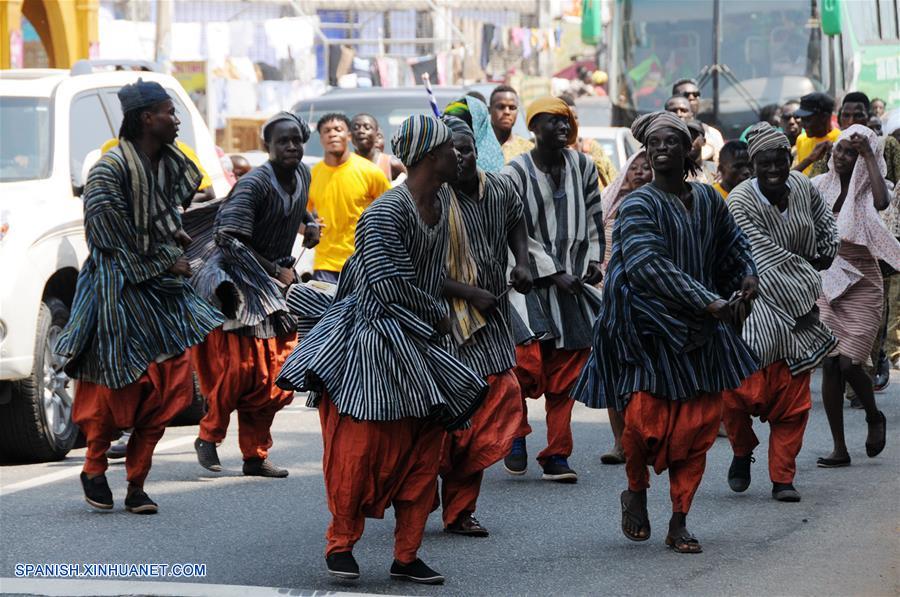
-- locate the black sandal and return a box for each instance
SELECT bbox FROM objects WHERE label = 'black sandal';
[816,455,851,468]
[865,410,887,458]
[620,490,651,542]
[665,530,703,554]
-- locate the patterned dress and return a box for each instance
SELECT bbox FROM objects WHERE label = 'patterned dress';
[276,184,487,430]
[575,182,759,410]
[726,173,839,373]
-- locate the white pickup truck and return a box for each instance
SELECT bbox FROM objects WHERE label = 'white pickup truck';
[0,62,229,462]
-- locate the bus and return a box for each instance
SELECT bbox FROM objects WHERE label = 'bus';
[607,0,900,137]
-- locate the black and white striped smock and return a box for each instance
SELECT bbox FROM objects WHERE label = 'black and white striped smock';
[192,162,310,339]
[727,173,839,374]
[502,149,604,349]
[276,184,488,431]
[574,183,759,410]
[443,171,524,377]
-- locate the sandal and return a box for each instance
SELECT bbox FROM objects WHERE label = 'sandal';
[601,448,626,465]
[865,410,886,458]
[665,530,703,554]
[620,490,651,542]
[816,455,851,468]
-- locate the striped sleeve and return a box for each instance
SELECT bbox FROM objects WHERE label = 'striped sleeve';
[810,184,840,259]
[501,160,564,278]
[214,174,264,241]
[618,194,720,312]
[709,185,757,293]
[581,153,605,264]
[83,158,182,284]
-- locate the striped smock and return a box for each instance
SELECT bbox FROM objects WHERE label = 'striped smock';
[726,173,839,374]
[574,182,759,410]
[276,184,487,430]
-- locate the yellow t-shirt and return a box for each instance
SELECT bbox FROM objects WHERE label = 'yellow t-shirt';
[100,138,213,190]
[309,153,391,272]
[713,182,728,199]
[794,128,840,176]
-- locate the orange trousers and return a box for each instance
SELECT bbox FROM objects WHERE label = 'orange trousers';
[73,352,193,487]
[721,361,811,484]
[192,328,296,461]
[513,342,589,463]
[439,370,523,526]
[319,394,444,563]
[622,391,722,514]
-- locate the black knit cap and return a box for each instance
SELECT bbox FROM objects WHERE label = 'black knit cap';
[117,78,171,113]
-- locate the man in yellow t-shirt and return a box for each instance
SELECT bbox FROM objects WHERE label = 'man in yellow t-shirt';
[309,113,391,283]
[714,140,752,199]
[101,137,215,203]
[792,92,839,176]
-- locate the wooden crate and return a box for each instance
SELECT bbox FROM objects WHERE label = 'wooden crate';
[222,116,267,153]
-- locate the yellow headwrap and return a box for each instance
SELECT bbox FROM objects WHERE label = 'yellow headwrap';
[525,96,578,146]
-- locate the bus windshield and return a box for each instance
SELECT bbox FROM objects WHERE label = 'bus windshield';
[613,0,825,131]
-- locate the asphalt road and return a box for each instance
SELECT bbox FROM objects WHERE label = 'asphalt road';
[1,370,898,596]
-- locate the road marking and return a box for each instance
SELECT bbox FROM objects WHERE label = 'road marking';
[0,435,196,497]
[0,578,368,597]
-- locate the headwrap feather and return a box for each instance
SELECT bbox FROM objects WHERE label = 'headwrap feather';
[745,121,791,161]
[391,114,452,167]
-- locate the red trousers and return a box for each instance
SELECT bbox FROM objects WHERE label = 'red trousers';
[622,391,722,514]
[319,394,443,563]
[721,361,811,484]
[73,352,193,487]
[192,328,296,461]
[440,370,523,526]
[513,342,589,463]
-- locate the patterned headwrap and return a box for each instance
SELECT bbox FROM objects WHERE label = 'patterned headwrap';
[745,121,791,161]
[630,111,691,148]
[444,96,504,172]
[442,115,475,145]
[261,111,310,144]
[391,114,452,167]
[525,96,578,146]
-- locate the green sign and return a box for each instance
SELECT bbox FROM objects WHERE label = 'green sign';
[582,0,603,45]
[821,0,842,36]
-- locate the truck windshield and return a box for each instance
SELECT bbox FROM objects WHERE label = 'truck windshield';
[614,0,824,116]
[0,98,51,182]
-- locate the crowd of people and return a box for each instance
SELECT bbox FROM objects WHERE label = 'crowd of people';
[57,75,898,585]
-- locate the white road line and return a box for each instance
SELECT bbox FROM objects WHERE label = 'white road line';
[0,435,196,497]
[0,578,369,597]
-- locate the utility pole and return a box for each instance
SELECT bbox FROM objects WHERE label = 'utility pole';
[155,0,173,73]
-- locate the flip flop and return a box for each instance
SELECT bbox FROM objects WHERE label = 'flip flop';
[666,531,703,554]
[816,455,851,468]
[601,449,626,465]
[865,410,887,457]
[620,490,651,542]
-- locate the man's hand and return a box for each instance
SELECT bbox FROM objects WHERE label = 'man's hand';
[275,265,297,286]
[705,298,732,322]
[809,140,833,162]
[739,275,759,301]
[174,229,192,248]
[551,272,583,295]
[302,224,321,249]
[169,255,193,277]
[583,261,603,286]
[509,264,533,294]
[467,288,499,314]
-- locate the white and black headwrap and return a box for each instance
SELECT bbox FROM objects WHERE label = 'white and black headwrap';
[745,121,791,161]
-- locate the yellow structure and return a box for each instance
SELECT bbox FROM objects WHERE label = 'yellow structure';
[1,0,99,69]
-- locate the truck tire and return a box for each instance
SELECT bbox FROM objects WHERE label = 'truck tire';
[171,372,207,426]
[0,298,78,462]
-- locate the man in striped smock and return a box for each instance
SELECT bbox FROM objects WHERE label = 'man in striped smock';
[437,116,533,537]
[724,123,839,502]
[56,80,223,514]
[575,111,759,553]
[501,96,604,483]
[191,112,317,478]
[276,115,487,585]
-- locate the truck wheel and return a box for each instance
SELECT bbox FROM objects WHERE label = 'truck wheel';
[171,372,207,426]
[0,298,78,462]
